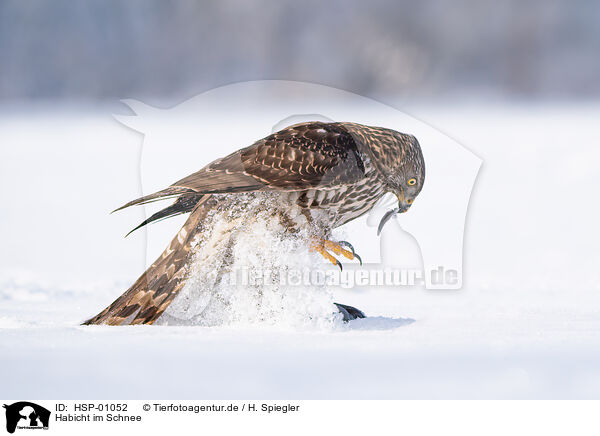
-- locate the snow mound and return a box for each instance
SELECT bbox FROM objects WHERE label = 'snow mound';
[157,194,344,328]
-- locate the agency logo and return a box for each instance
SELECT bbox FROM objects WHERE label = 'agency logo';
[3,402,50,434]
[115,80,481,291]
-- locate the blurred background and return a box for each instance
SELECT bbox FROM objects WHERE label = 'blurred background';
[1,0,599,105]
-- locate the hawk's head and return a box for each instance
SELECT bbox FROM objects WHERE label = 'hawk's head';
[375,131,425,235]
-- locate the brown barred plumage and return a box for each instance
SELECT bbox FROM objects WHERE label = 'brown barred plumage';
[83,121,425,325]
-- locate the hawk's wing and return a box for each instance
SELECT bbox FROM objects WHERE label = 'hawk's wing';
[115,122,366,215]
[175,121,366,192]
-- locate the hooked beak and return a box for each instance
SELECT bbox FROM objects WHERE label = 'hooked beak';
[377,191,411,236]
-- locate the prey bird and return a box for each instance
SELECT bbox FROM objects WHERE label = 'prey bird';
[83,121,425,325]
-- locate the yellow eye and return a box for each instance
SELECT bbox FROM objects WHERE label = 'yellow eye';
[407,198,413,205]
[408,178,417,186]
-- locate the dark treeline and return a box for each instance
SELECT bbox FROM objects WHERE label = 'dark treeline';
[1,0,598,102]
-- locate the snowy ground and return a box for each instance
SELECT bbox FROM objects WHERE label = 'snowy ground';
[1,101,599,399]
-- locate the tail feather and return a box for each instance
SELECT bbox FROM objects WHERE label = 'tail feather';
[83,194,215,325]
[112,187,192,213]
[125,193,205,236]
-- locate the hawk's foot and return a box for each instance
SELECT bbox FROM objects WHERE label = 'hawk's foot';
[310,238,362,271]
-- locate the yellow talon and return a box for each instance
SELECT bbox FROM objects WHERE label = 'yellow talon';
[315,246,341,266]
[323,240,354,260]
[310,238,362,270]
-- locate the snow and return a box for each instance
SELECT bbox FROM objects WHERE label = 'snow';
[1,100,600,399]
[158,193,342,327]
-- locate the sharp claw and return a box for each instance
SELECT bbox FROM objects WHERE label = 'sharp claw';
[338,240,355,254]
[335,259,342,272]
[338,240,362,265]
[377,207,399,236]
[354,252,363,266]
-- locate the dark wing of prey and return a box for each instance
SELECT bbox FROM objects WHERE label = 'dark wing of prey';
[117,122,366,234]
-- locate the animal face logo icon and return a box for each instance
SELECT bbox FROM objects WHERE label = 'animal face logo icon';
[3,402,50,434]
